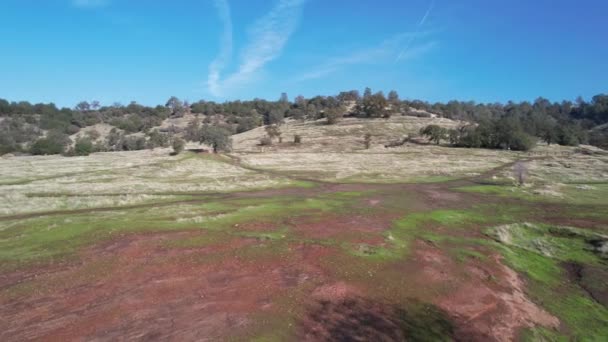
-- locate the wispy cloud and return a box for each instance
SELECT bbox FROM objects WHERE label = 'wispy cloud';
[396,0,435,62]
[208,0,306,97]
[397,40,437,61]
[296,32,437,81]
[72,0,109,9]
[207,0,233,97]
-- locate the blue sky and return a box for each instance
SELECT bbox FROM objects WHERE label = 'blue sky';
[1,0,607,107]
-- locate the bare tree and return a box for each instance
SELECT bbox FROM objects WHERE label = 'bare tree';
[91,101,101,111]
[165,96,185,116]
[364,133,372,149]
[75,101,91,112]
[279,92,289,103]
[513,161,528,186]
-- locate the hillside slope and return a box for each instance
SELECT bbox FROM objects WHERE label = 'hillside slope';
[232,116,462,152]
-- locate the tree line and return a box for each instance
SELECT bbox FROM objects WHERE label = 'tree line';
[0,90,607,155]
[414,95,607,150]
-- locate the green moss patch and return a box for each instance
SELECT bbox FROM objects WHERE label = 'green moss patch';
[0,190,367,270]
[489,222,608,339]
[486,223,607,264]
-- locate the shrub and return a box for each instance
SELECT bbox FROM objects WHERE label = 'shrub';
[420,125,447,144]
[265,124,282,141]
[200,126,232,153]
[362,92,389,118]
[508,130,536,151]
[448,129,460,145]
[86,129,101,141]
[65,124,80,135]
[172,137,185,154]
[453,121,537,151]
[30,131,70,155]
[556,126,581,146]
[121,136,147,151]
[589,129,608,149]
[185,118,201,141]
[325,107,344,125]
[147,130,170,149]
[236,117,260,133]
[111,114,144,133]
[31,139,64,155]
[74,137,94,156]
[0,143,15,155]
[266,109,284,125]
[260,137,272,146]
[406,111,431,118]
[93,140,108,152]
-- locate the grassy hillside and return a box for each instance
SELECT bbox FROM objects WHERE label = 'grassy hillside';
[232,116,462,152]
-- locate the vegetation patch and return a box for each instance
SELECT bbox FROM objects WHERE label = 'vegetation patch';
[0,190,366,270]
[343,208,494,262]
[489,222,608,339]
[457,183,608,205]
[486,222,608,263]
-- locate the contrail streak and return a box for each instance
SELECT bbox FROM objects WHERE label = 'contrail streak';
[396,0,435,62]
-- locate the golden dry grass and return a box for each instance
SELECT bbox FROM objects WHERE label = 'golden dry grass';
[497,144,608,184]
[2,117,606,215]
[232,116,463,153]
[234,146,519,183]
[0,149,293,215]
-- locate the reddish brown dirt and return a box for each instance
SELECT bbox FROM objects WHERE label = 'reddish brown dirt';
[0,226,560,341]
[403,240,559,341]
[290,213,397,241]
[3,159,599,341]
[232,221,278,232]
[0,232,333,341]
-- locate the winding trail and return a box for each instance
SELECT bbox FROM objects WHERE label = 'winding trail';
[0,155,573,223]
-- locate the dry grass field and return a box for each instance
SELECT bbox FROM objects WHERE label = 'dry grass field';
[0,149,294,216]
[233,116,462,152]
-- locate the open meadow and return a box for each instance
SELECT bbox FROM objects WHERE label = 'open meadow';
[1,117,607,341]
[2,0,608,340]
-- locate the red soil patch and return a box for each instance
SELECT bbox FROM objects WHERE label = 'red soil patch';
[422,186,463,204]
[367,198,382,206]
[232,221,278,232]
[290,213,397,242]
[311,282,362,301]
[405,240,559,341]
[0,232,333,341]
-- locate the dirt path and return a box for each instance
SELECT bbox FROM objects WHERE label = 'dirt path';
[0,156,539,222]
